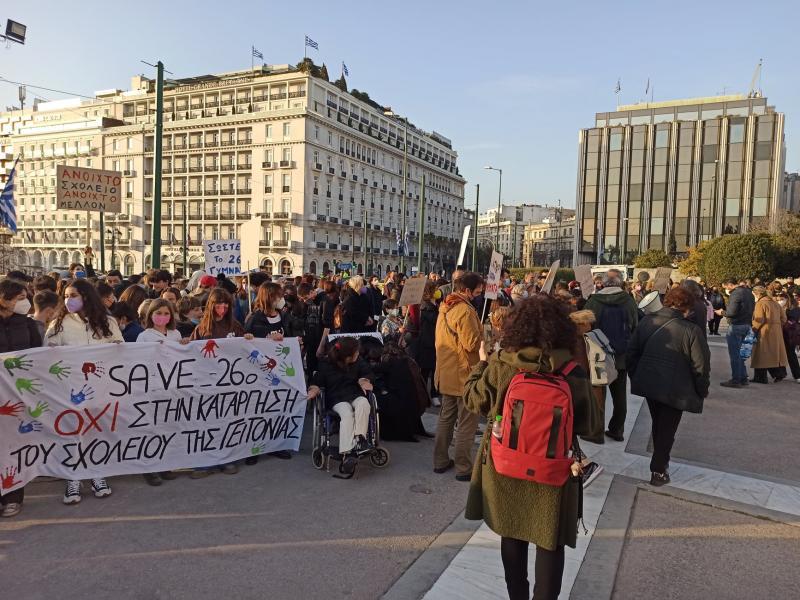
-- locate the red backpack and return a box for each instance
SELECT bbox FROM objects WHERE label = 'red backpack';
[490,362,577,487]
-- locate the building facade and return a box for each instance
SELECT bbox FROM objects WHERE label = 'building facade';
[784,172,800,213]
[0,61,466,276]
[523,216,576,268]
[476,203,571,265]
[574,95,787,265]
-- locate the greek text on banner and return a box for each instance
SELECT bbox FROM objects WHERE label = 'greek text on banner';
[0,338,307,492]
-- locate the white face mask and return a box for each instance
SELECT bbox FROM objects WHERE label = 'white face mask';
[275,297,286,310]
[13,298,31,315]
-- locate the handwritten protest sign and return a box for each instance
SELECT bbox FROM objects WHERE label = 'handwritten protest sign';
[0,338,306,492]
[540,260,560,295]
[204,239,242,276]
[398,275,427,307]
[57,165,122,213]
[653,266,672,294]
[574,264,595,299]
[484,251,504,300]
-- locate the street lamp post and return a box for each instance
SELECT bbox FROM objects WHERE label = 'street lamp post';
[484,166,503,250]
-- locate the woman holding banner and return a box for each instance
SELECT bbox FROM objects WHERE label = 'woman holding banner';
[45,279,123,505]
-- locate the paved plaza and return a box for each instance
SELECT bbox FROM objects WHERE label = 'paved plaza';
[2,340,799,599]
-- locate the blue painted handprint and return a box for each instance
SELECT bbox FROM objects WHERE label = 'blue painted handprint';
[18,420,43,434]
[265,374,281,386]
[70,385,94,405]
[247,350,262,364]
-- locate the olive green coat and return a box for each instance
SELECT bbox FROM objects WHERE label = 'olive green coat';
[463,347,593,550]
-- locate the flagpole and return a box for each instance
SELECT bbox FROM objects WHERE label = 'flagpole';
[304,36,307,60]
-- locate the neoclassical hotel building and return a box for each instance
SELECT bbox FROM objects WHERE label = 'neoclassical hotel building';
[0,60,467,276]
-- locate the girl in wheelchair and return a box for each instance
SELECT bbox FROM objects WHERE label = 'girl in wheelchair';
[307,337,375,475]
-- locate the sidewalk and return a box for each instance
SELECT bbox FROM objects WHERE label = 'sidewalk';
[391,342,800,599]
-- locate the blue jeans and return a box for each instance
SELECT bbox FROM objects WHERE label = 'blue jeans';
[726,324,751,383]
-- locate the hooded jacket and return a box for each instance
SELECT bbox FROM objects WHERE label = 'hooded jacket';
[434,292,483,396]
[463,347,592,550]
[585,287,639,367]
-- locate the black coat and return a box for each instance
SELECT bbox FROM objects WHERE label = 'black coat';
[627,307,710,413]
[244,310,284,338]
[341,293,373,333]
[415,301,438,370]
[367,286,385,316]
[311,358,374,411]
[0,314,43,353]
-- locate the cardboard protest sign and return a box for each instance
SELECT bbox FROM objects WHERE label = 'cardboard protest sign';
[398,275,427,307]
[457,225,471,267]
[0,338,306,492]
[574,264,595,299]
[204,239,242,276]
[484,251,504,300]
[540,260,560,295]
[57,165,122,212]
[653,266,672,294]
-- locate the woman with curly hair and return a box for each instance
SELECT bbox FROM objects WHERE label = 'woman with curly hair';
[46,278,123,505]
[463,295,593,600]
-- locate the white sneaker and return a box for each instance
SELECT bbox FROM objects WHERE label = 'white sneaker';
[91,478,112,498]
[63,480,82,504]
[1,502,21,518]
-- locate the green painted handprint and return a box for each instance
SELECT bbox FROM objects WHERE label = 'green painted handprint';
[4,355,32,376]
[251,443,265,455]
[275,345,291,358]
[48,361,71,380]
[15,378,42,394]
[27,400,50,419]
[279,363,295,377]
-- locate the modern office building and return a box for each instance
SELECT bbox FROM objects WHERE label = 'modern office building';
[574,95,787,265]
[523,216,576,268]
[784,172,800,213]
[0,60,466,275]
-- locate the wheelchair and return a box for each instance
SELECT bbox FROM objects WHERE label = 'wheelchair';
[310,388,390,477]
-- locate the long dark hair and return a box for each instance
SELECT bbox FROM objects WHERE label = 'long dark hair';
[197,288,235,337]
[119,284,149,315]
[327,336,359,369]
[50,279,114,339]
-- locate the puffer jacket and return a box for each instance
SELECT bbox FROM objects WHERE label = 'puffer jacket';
[0,313,43,352]
[626,307,710,413]
[463,346,592,550]
[45,313,123,346]
[433,292,483,396]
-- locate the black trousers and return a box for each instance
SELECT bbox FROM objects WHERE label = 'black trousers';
[0,487,24,506]
[606,368,627,436]
[709,315,722,334]
[646,398,683,474]
[421,367,438,397]
[786,338,800,379]
[752,366,787,383]
[500,537,564,600]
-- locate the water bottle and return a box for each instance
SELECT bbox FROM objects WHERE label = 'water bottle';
[491,415,503,442]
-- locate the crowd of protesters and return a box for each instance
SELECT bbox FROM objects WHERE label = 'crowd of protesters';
[1,257,798,600]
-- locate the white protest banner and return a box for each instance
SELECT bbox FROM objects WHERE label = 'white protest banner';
[57,165,122,213]
[540,260,561,295]
[484,251,504,300]
[398,275,427,307]
[457,225,471,268]
[0,338,306,492]
[327,332,383,344]
[204,239,242,276]
[574,264,595,299]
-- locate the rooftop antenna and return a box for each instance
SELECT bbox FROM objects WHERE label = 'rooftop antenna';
[748,58,763,98]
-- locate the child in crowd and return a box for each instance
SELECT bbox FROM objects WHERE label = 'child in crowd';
[175,296,203,338]
[31,290,59,341]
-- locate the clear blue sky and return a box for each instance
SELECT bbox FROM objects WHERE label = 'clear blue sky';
[1,0,796,211]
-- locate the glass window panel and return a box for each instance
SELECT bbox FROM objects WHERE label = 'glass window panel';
[676,200,690,217]
[607,185,620,200]
[701,181,715,198]
[631,115,651,125]
[609,133,623,151]
[754,160,771,178]
[723,218,740,234]
[631,151,645,167]
[654,148,669,165]
[585,169,599,185]
[755,142,772,161]
[677,165,693,182]
[752,105,765,115]
[679,128,695,146]
[629,184,643,201]
[752,197,768,216]
[632,132,646,149]
[726,162,742,180]
[728,143,743,161]
[653,167,667,184]
[628,202,641,218]
[702,108,723,120]
[651,217,664,232]
[757,121,773,141]
[702,145,718,162]
[725,198,740,217]
[729,123,745,144]
[606,202,619,219]
[725,181,741,199]
[608,152,622,168]
[678,110,698,121]
[651,202,665,217]
[630,169,643,184]
[653,113,674,124]
[655,130,669,148]
[653,183,668,201]
[726,107,749,117]
[595,119,606,127]
[583,203,597,218]
[584,186,597,202]
[753,179,771,196]
[607,169,620,185]
[587,136,601,152]
[609,117,628,126]
[586,151,599,168]
[676,182,691,199]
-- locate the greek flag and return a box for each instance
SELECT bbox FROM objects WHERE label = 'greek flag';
[0,158,19,233]
[342,62,349,76]
[252,46,263,60]
[403,230,410,256]
[305,36,318,50]
[396,229,404,256]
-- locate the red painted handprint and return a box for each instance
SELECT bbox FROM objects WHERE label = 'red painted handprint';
[260,356,277,373]
[202,340,219,358]
[81,361,105,381]
[0,400,24,417]
[1,467,21,490]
